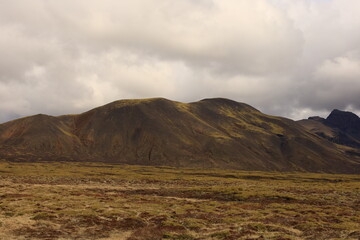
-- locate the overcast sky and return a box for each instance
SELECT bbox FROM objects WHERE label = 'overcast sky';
[0,0,359,122]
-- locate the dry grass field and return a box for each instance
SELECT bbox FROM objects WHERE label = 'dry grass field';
[0,161,359,240]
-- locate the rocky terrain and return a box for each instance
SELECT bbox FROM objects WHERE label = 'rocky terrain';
[298,109,360,158]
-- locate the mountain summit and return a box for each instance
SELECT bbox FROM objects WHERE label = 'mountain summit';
[298,109,360,150]
[0,98,359,173]
[325,109,360,135]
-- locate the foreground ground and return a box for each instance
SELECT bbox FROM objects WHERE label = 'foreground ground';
[0,161,359,240]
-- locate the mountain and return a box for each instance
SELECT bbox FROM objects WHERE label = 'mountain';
[0,98,359,173]
[298,109,360,151]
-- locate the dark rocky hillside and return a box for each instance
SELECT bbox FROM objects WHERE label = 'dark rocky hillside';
[0,98,359,173]
[298,109,360,150]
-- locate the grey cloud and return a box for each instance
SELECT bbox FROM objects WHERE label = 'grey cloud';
[0,0,359,122]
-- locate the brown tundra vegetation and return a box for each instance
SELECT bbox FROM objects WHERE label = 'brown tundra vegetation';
[0,161,359,240]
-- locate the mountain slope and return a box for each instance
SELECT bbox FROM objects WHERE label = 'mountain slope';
[298,109,360,149]
[0,98,359,173]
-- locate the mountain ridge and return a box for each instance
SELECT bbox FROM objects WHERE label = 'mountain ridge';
[0,98,359,173]
[298,109,360,150]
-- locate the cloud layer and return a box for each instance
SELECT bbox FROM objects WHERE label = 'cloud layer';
[0,0,359,122]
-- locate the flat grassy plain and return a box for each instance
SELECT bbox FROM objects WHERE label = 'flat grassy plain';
[0,161,359,240]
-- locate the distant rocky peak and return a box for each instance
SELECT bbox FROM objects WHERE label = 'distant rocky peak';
[325,109,360,133]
